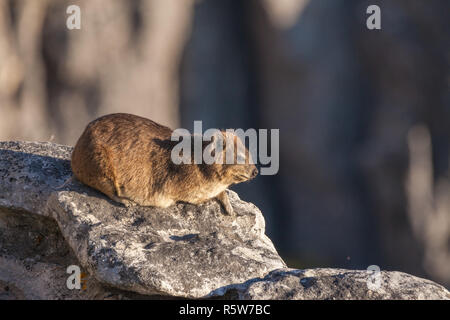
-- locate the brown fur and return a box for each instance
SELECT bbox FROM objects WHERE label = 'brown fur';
[71,113,258,215]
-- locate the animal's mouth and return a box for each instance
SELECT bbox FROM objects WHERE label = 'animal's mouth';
[234,174,250,182]
[234,172,257,182]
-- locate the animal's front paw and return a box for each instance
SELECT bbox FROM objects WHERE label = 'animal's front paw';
[216,191,234,216]
[122,200,136,208]
[112,195,137,208]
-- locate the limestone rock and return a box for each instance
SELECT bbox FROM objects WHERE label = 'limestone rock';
[233,268,450,300]
[48,187,286,298]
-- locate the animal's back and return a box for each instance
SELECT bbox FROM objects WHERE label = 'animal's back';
[71,113,173,205]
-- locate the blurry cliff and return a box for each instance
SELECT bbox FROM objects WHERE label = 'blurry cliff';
[0,0,193,141]
[0,0,449,287]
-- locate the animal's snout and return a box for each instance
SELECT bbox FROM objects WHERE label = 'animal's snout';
[251,168,258,178]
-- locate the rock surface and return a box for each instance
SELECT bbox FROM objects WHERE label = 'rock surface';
[231,268,450,300]
[49,186,286,298]
[1,141,449,300]
[0,254,126,300]
[0,141,286,298]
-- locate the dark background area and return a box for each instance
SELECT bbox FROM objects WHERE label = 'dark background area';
[0,0,449,288]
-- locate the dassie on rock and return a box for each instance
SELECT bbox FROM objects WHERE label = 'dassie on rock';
[71,113,258,215]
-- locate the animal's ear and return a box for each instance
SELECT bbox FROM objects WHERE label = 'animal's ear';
[202,132,219,157]
[208,133,216,145]
[203,131,225,148]
[221,130,234,149]
[201,138,211,151]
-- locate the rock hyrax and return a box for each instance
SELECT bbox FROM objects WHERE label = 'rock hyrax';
[71,113,258,215]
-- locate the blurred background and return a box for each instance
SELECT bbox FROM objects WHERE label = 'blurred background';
[0,0,449,288]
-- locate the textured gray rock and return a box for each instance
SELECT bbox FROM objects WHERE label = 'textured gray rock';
[0,254,132,300]
[0,141,72,216]
[48,187,286,298]
[0,203,162,300]
[0,141,286,298]
[231,268,450,300]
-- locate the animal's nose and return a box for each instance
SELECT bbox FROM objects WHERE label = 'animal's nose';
[251,168,258,178]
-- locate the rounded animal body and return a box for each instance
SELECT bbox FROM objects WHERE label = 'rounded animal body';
[71,113,257,214]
